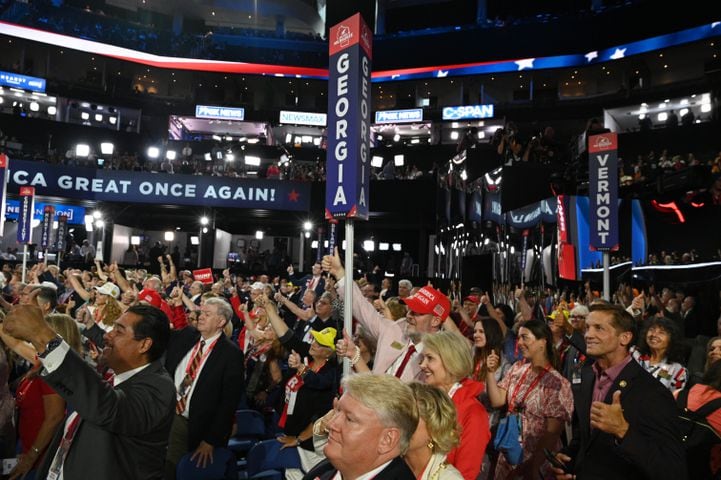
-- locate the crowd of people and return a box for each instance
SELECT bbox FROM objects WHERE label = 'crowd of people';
[0,244,719,479]
[1,0,326,67]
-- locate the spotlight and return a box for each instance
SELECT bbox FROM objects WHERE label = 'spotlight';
[147,146,160,159]
[255,230,264,240]
[371,156,383,168]
[100,142,114,155]
[75,144,90,157]
[394,154,404,166]
[166,150,177,160]
[245,155,261,166]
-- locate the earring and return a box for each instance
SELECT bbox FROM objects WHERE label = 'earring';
[427,440,434,450]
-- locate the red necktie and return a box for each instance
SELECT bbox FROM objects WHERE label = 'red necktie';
[176,340,205,414]
[395,344,417,378]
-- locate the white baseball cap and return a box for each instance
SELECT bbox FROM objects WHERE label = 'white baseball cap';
[95,282,120,298]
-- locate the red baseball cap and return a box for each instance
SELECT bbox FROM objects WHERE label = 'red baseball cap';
[401,286,451,321]
[137,289,162,308]
[463,295,481,304]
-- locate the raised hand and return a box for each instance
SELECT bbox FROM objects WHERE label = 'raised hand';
[321,247,344,278]
[335,329,357,359]
[590,390,629,439]
[486,349,500,373]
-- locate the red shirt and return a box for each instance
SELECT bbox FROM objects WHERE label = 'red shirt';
[16,376,58,453]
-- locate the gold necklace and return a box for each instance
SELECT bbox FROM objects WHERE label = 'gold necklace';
[428,462,448,480]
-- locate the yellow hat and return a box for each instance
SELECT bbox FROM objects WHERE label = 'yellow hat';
[310,327,337,351]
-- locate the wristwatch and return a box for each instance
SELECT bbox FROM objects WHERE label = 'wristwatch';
[38,335,63,359]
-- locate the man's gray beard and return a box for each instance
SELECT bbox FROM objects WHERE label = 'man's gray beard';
[406,328,422,344]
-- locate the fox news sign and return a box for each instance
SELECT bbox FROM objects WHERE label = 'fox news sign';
[195,105,245,121]
[374,108,423,124]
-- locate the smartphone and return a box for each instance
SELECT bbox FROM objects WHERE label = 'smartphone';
[543,448,569,473]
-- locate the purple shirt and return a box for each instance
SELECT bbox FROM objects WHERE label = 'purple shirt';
[592,354,633,403]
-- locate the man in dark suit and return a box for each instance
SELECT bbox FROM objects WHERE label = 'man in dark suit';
[552,304,687,480]
[3,303,175,480]
[302,374,418,480]
[164,297,244,479]
[289,261,326,299]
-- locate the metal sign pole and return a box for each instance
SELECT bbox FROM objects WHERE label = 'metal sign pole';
[343,219,354,378]
[603,252,611,301]
[21,245,28,283]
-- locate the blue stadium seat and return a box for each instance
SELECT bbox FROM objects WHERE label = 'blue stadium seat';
[176,447,236,480]
[227,409,267,454]
[237,439,301,480]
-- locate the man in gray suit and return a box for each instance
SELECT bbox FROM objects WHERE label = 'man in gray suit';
[3,304,175,480]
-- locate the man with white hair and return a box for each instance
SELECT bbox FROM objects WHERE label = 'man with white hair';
[397,279,413,299]
[164,297,244,478]
[303,374,417,480]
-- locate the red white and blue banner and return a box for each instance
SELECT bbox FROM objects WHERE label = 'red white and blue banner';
[588,132,619,251]
[325,13,372,220]
[40,205,55,250]
[16,186,35,244]
[7,160,310,211]
[0,20,718,82]
[0,153,8,236]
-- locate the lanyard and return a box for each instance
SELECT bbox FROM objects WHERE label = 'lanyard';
[508,362,551,412]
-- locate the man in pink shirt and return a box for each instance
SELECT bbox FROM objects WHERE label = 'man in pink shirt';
[552,303,686,480]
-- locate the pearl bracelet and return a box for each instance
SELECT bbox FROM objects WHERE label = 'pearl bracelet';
[349,346,362,367]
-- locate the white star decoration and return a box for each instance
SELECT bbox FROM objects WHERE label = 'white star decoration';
[515,58,535,70]
[436,70,448,78]
[610,48,627,60]
[585,51,598,62]
[712,22,720,28]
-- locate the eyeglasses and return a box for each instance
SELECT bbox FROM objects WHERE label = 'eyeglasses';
[570,315,586,320]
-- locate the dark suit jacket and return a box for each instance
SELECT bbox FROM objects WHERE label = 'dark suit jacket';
[302,457,414,480]
[37,351,175,480]
[566,359,687,480]
[292,273,326,299]
[164,327,244,450]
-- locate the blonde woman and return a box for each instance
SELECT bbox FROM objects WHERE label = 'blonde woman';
[420,331,491,480]
[405,382,464,480]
